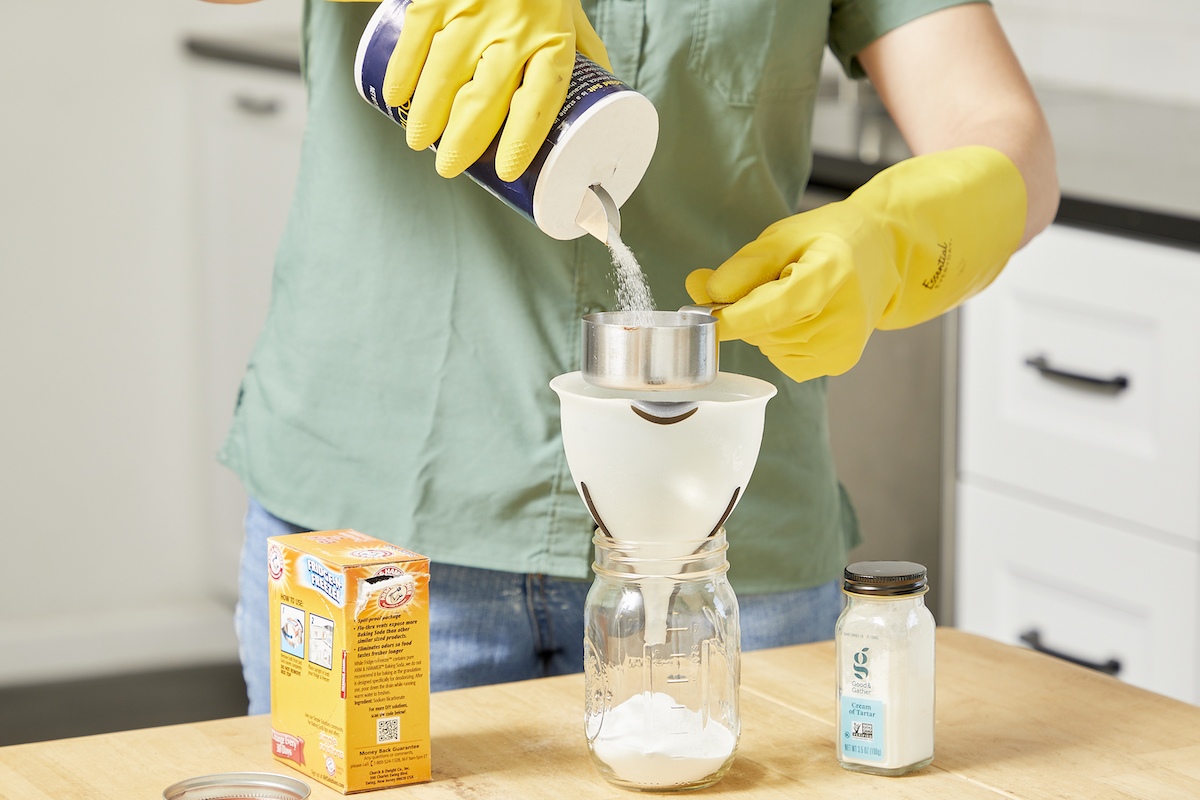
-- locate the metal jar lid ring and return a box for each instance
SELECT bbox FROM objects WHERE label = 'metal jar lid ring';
[162,772,310,800]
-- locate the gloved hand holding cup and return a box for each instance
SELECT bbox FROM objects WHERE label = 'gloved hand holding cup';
[687,146,1027,383]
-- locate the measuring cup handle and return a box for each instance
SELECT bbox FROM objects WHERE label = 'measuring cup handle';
[678,305,717,318]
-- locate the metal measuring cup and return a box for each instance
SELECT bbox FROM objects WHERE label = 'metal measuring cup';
[581,306,719,391]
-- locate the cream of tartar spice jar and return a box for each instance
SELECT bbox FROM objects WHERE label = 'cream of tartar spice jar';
[835,561,935,776]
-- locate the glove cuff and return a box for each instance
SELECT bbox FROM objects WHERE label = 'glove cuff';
[851,146,1027,331]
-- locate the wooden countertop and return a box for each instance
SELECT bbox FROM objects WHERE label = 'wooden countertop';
[3,629,1198,798]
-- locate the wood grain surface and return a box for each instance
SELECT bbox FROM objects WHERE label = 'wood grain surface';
[1,629,1197,799]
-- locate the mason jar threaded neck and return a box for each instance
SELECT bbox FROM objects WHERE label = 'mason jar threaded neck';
[592,530,729,579]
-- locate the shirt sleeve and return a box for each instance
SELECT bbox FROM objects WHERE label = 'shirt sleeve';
[829,0,990,78]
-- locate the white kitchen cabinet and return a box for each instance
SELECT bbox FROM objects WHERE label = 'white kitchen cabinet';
[956,223,1200,704]
[957,482,1198,703]
[959,224,1200,539]
[187,53,306,599]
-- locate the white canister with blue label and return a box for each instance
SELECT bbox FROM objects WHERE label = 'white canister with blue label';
[354,0,659,241]
[835,561,936,776]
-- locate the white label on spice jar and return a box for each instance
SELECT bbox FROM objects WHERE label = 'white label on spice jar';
[840,696,884,762]
[839,640,887,763]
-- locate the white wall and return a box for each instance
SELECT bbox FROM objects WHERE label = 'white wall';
[993,0,1200,107]
[0,0,301,687]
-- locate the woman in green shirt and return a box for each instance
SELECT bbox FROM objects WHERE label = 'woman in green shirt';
[204,0,1057,713]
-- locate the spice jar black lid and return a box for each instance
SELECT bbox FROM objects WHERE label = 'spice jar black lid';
[843,561,927,596]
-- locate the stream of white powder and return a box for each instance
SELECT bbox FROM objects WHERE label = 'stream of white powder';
[592,691,736,787]
[608,224,656,326]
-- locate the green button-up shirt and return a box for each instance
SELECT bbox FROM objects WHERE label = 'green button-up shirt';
[221,0,980,593]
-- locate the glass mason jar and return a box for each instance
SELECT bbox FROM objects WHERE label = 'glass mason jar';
[584,531,740,792]
[835,561,936,776]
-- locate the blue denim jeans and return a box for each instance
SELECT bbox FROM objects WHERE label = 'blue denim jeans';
[236,498,842,715]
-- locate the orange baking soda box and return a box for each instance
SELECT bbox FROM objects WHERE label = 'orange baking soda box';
[268,530,431,793]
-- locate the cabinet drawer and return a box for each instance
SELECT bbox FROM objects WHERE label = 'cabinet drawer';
[959,225,1200,540]
[189,58,307,143]
[956,480,1199,704]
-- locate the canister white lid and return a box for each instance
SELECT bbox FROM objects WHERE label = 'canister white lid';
[532,91,659,241]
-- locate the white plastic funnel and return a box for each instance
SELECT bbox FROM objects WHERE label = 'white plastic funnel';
[550,371,776,543]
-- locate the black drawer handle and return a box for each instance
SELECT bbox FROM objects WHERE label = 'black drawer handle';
[234,94,281,115]
[1024,355,1130,393]
[1020,629,1121,676]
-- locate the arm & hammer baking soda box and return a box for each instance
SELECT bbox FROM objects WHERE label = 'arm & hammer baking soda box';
[268,530,430,792]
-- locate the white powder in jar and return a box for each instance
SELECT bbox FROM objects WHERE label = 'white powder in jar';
[591,691,736,787]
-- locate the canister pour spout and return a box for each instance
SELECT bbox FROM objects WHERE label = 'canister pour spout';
[576,184,620,244]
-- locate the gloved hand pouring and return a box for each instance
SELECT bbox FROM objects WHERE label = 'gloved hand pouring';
[375,0,611,180]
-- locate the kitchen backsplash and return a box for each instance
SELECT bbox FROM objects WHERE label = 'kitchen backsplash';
[992,0,1200,107]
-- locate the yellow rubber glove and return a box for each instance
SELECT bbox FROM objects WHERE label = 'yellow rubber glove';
[686,146,1026,383]
[369,0,611,181]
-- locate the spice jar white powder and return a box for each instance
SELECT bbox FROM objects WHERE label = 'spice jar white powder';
[591,692,736,787]
[835,561,935,776]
